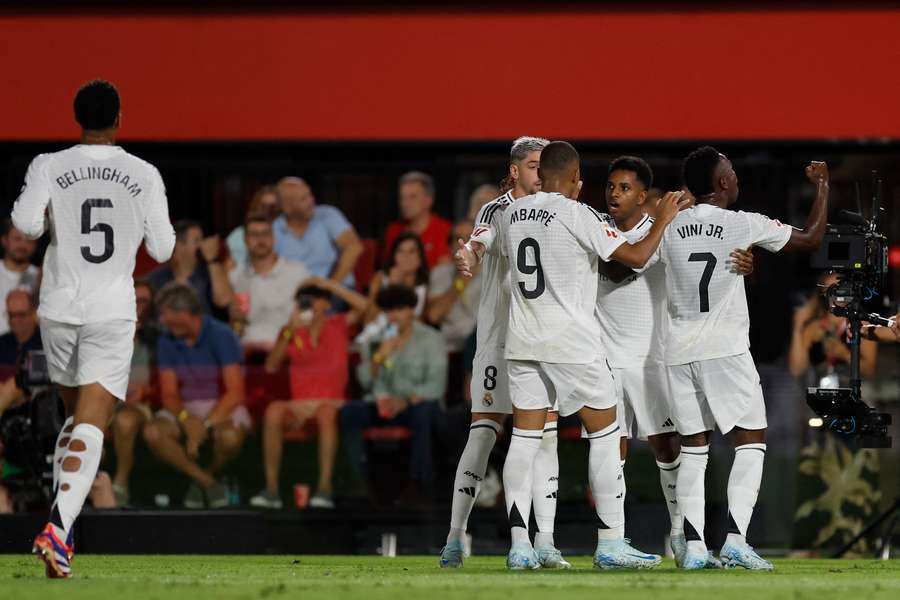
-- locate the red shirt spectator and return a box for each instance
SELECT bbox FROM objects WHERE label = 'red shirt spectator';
[381,171,451,268]
[285,313,349,401]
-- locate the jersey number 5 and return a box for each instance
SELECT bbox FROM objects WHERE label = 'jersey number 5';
[516,237,545,299]
[688,252,716,312]
[81,198,115,264]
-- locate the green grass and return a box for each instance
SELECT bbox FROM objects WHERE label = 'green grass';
[1,555,899,600]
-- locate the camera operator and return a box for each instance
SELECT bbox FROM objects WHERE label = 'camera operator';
[789,273,878,384]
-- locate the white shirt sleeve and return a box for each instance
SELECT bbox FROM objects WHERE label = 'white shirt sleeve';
[11,155,52,240]
[469,201,499,252]
[142,167,176,263]
[575,203,627,262]
[743,211,793,253]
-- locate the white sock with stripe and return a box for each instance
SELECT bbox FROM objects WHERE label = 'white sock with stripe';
[50,423,104,541]
[447,419,500,544]
[503,428,542,545]
[677,445,709,554]
[657,456,683,536]
[725,443,766,546]
[587,422,624,541]
[532,420,559,549]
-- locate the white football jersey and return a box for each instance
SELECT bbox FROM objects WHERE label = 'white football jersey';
[644,204,792,365]
[596,213,668,368]
[468,191,514,356]
[12,144,175,325]
[497,191,626,364]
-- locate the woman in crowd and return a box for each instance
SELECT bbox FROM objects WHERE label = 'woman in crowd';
[249,276,368,510]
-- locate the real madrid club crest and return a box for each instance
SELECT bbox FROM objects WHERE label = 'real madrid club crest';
[482,392,493,407]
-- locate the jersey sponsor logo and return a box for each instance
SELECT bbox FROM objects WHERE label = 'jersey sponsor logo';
[458,486,476,497]
[482,391,494,406]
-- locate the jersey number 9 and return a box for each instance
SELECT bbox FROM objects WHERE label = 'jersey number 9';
[516,237,545,299]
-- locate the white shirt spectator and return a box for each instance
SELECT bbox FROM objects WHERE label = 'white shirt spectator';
[229,257,310,348]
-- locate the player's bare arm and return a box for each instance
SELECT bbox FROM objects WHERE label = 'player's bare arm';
[781,161,829,252]
[609,191,688,268]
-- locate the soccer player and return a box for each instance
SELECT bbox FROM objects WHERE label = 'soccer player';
[645,146,828,570]
[441,136,571,569]
[12,80,175,578]
[598,156,753,566]
[460,141,686,570]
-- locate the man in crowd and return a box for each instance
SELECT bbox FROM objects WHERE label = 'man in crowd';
[426,220,481,352]
[382,171,451,269]
[142,283,249,509]
[147,220,234,314]
[341,284,447,505]
[230,214,310,352]
[0,220,40,336]
[273,177,362,289]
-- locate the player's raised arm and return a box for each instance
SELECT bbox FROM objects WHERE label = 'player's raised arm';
[607,191,687,269]
[143,168,176,263]
[11,155,52,240]
[780,161,829,252]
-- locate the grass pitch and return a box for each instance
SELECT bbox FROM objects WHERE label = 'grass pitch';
[1,555,898,600]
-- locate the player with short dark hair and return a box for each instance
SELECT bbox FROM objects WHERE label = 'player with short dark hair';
[13,79,175,578]
[640,146,829,570]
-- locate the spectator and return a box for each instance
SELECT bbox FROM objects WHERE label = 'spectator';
[225,185,279,270]
[273,177,363,289]
[249,277,369,510]
[230,214,310,352]
[363,232,429,324]
[0,219,40,336]
[0,290,41,378]
[110,280,160,506]
[341,284,447,504]
[426,221,481,352]
[382,171,451,269]
[142,283,249,509]
[466,183,500,221]
[147,220,235,315]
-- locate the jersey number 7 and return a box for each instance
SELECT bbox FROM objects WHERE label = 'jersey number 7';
[688,252,716,313]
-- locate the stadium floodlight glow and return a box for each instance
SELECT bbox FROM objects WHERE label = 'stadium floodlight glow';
[808,417,824,428]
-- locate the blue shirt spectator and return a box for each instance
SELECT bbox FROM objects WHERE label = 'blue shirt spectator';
[273,177,363,289]
[157,314,242,402]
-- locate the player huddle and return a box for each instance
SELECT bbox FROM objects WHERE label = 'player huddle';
[443,138,829,571]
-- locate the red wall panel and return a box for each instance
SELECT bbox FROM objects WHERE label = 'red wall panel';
[1,9,899,141]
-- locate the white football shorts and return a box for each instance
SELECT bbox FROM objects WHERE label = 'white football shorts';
[614,362,676,440]
[508,357,617,418]
[470,350,512,414]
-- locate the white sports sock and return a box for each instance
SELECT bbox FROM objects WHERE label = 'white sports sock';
[503,428,542,545]
[447,419,500,543]
[53,417,75,493]
[51,423,104,539]
[531,420,559,548]
[726,443,766,546]
[587,422,623,541]
[677,445,709,551]
[656,456,683,535]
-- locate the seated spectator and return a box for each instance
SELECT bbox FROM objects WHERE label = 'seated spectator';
[273,177,363,289]
[466,183,500,221]
[230,214,310,352]
[426,221,481,352]
[147,220,235,315]
[142,283,249,509]
[364,232,429,324]
[225,185,279,270]
[0,219,40,336]
[341,284,447,504]
[249,276,369,510]
[382,171,451,269]
[0,290,42,379]
[110,280,161,506]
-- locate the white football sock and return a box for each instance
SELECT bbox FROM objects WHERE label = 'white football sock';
[726,443,766,546]
[53,417,75,493]
[657,456,683,535]
[503,428,542,545]
[447,419,500,543]
[531,420,559,548]
[587,422,623,541]
[617,458,627,538]
[51,423,104,540]
[677,445,709,552]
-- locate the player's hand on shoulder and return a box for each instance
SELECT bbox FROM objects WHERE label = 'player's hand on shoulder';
[656,190,688,224]
[805,161,828,185]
